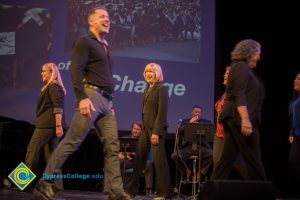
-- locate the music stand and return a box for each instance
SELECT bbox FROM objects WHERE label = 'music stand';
[183,123,215,195]
[119,137,137,152]
[119,137,138,182]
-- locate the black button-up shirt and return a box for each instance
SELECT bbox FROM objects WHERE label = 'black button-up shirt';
[70,32,114,101]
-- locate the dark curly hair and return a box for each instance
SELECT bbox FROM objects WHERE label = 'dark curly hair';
[231,39,261,63]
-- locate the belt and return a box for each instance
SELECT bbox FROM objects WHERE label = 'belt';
[84,84,114,101]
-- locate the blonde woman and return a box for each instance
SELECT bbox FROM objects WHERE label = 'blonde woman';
[125,63,172,200]
[25,62,66,193]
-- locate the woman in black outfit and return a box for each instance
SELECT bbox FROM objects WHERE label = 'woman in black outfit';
[25,62,66,193]
[211,39,267,180]
[125,63,172,200]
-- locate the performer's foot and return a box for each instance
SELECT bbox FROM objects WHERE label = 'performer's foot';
[108,191,134,200]
[32,182,61,200]
[33,188,53,200]
[153,196,166,200]
[145,188,154,197]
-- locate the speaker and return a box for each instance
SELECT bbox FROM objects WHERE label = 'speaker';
[198,180,278,200]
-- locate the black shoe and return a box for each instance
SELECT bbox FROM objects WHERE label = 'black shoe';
[146,188,154,197]
[200,173,207,183]
[180,175,191,184]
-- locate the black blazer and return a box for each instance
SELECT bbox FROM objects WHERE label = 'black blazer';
[142,82,168,136]
[219,61,265,125]
[35,83,66,129]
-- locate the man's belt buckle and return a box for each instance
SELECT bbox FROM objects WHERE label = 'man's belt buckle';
[85,84,113,101]
[98,89,113,101]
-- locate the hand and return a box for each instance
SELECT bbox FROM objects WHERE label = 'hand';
[151,133,159,145]
[189,115,199,123]
[126,155,133,160]
[118,152,124,160]
[79,98,96,118]
[289,136,294,143]
[56,126,64,138]
[241,119,252,136]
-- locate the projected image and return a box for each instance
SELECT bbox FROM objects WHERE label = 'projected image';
[0,0,214,133]
[0,4,53,88]
[65,0,201,63]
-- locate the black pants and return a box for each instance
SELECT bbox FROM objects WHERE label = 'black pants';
[125,128,172,198]
[210,118,266,180]
[289,135,300,183]
[171,143,213,177]
[25,128,63,193]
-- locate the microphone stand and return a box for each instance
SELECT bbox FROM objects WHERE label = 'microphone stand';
[120,143,130,183]
[173,120,182,197]
[173,124,180,153]
[196,130,205,195]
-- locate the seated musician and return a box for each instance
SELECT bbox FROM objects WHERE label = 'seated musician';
[119,121,154,196]
[171,105,213,182]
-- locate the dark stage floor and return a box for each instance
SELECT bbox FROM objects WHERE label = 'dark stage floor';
[1,188,300,200]
[0,188,193,200]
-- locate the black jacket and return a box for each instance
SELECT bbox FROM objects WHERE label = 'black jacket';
[142,82,168,136]
[35,83,66,129]
[219,61,265,125]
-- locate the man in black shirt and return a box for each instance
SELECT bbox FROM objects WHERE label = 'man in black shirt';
[33,7,132,200]
[171,105,213,183]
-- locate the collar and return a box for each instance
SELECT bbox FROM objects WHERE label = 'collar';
[88,31,108,46]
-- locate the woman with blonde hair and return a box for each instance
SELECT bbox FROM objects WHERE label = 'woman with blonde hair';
[41,63,66,95]
[125,63,172,200]
[24,62,66,193]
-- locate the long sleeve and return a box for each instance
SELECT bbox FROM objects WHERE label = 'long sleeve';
[70,38,89,101]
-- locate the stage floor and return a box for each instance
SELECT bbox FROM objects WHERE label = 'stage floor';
[0,188,193,200]
[1,188,300,200]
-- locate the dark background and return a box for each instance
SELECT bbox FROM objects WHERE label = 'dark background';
[215,0,300,198]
